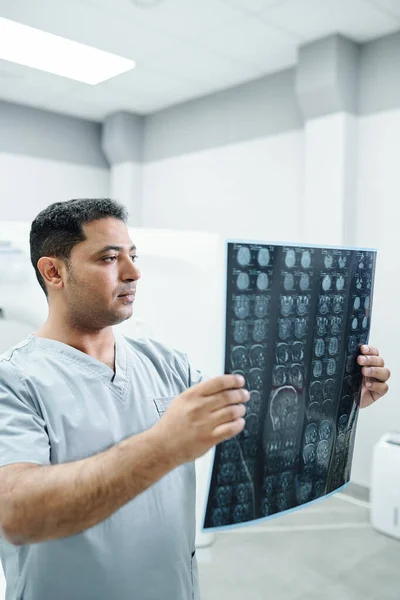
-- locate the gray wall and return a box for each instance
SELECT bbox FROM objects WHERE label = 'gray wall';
[0,101,108,167]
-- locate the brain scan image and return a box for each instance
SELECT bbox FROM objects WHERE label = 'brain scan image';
[314,338,325,358]
[205,242,376,530]
[318,296,330,315]
[214,485,233,507]
[279,319,292,340]
[254,296,269,318]
[323,379,335,399]
[233,320,248,343]
[309,381,323,402]
[244,413,259,437]
[305,423,318,445]
[237,246,252,267]
[313,360,323,378]
[257,248,270,267]
[233,295,251,319]
[307,402,321,421]
[338,414,348,433]
[289,363,303,388]
[273,365,287,387]
[281,295,294,316]
[285,249,296,268]
[283,272,295,291]
[322,274,332,292]
[346,355,355,374]
[336,275,345,291]
[236,271,250,291]
[319,420,333,441]
[256,272,269,291]
[249,368,263,391]
[333,295,344,314]
[327,359,337,376]
[268,386,299,433]
[317,440,331,464]
[250,345,265,368]
[322,399,334,418]
[331,317,342,335]
[301,250,312,269]
[253,319,267,342]
[231,346,249,370]
[217,461,238,485]
[317,317,329,336]
[249,390,261,412]
[303,443,316,464]
[294,318,307,339]
[300,273,310,291]
[348,335,357,353]
[221,440,241,462]
[328,337,339,356]
[292,341,304,362]
[235,482,253,504]
[276,343,290,364]
[296,296,309,316]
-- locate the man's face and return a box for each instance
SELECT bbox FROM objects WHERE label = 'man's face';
[61,218,141,330]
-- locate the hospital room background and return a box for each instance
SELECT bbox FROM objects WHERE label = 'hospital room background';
[0,0,399,598]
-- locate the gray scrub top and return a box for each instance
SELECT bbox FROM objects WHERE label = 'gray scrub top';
[0,331,202,600]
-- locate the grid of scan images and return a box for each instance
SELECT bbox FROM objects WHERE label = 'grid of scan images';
[203,242,376,530]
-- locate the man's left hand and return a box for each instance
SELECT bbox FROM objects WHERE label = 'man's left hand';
[357,345,391,408]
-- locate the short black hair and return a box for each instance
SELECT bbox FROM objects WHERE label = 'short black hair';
[30,198,128,296]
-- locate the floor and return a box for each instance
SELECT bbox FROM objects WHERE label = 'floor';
[0,487,399,599]
[197,486,400,600]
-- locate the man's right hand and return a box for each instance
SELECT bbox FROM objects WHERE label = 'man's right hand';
[153,375,249,465]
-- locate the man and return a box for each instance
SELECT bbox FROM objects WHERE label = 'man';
[0,198,391,600]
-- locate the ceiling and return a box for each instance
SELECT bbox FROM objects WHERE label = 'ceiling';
[0,0,399,120]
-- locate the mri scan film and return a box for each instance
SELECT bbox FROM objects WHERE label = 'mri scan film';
[203,242,376,530]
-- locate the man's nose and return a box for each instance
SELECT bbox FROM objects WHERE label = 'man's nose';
[122,258,141,281]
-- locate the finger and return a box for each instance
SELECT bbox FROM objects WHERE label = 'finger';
[207,388,250,411]
[358,355,385,367]
[192,374,245,397]
[362,366,391,382]
[360,345,379,356]
[211,403,247,428]
[212,418,245,445]
[364,380,389,397]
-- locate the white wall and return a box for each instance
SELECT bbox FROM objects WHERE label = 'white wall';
[0,153,109,220]
[142,131,304,242]
[351,109,400,487]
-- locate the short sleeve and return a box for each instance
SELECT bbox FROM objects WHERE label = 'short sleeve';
[0,362,50,468]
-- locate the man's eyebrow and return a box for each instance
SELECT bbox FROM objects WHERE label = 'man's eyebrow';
[95,244,137,255]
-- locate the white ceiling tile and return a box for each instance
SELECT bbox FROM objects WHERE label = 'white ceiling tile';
[80,0,245,41]
[262,0,400,43]
[142,43,262,87]
[369,0,400,19]
[222,0,294,13]
[199,15,298,72]
[0,0,181,61]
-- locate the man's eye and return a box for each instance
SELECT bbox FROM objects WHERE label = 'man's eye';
[131,255,139,262]
[103,256,117,262]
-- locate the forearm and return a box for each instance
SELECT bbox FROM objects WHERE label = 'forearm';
[3,425,176,545]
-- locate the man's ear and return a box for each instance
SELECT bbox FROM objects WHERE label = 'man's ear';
[37,257,65,292]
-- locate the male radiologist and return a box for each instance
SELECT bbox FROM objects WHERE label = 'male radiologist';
[0,198,391,600]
